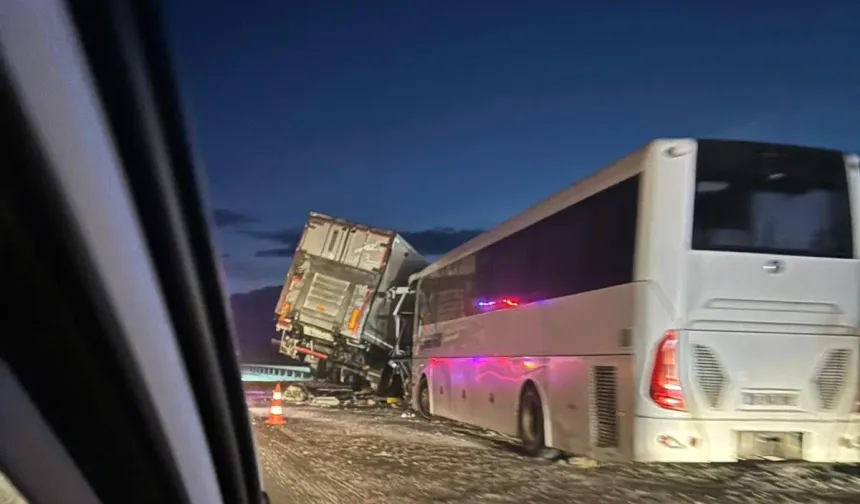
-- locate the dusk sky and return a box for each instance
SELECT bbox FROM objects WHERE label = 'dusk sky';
[163,1,859,293]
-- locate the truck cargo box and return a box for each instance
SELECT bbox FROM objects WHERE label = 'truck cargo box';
[273,212,427,381]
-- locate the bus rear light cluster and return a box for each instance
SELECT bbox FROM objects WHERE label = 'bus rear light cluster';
[650,330,686,411]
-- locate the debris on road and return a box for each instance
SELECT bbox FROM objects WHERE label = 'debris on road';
[310,396,341,407]
[246,380,414,413]
[565,456,599,470]
[283,384,308,402]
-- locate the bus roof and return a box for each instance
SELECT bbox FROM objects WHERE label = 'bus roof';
[410,138,857,283]
[411,139,667,281]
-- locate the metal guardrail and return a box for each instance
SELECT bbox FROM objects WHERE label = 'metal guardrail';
[240,363,312,382]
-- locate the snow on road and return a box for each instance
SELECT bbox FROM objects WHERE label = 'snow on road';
[250,403,860,504]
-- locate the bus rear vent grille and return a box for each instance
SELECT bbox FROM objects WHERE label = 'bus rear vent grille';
[814,348,850,411]
[692,344,726,409]
[589,366,618,448]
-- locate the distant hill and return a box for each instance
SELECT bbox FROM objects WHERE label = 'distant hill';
[228,285,302,365]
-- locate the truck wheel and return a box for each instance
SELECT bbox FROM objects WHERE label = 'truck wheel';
[518,384,545,456]
[376,364,394,396]
[312,359,329,380]
[417,376,432,419]
[388,373,404,399]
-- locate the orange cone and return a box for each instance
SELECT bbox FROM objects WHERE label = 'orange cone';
[265,383,286,426]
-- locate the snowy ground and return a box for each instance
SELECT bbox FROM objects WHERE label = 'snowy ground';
[248,394,860,504]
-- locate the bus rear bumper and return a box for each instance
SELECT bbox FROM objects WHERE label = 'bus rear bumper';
[633,416,860,463]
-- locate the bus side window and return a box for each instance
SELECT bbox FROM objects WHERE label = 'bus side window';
[475,247,495,306]
[417,291,428,325]
[427,292,437,324]
[417,283,436,326]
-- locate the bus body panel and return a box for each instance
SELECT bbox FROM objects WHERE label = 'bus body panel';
[417,283,639,456]
[634,416,860,462]
[632,140,694,422]
[411,135,647,458]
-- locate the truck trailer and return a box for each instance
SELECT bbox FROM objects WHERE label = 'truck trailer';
[274,212,426,394]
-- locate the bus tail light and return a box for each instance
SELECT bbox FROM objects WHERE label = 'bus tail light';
[650,330,686,412]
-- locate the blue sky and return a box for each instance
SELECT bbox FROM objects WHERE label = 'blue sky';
[163,1,859,293]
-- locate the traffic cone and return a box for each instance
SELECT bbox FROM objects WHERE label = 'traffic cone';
[266,383,286,426]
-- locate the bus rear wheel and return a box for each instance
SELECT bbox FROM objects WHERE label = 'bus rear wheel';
[417,376,432,420]
[518,384,545,456]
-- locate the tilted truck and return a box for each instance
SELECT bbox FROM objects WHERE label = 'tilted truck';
[274,212,426,395]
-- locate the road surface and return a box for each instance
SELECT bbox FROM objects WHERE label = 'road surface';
[247,392,860,504]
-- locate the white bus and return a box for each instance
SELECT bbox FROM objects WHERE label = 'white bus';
[410,139,860,463]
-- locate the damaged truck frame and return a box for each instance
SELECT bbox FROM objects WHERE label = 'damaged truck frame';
[273,212,424,396]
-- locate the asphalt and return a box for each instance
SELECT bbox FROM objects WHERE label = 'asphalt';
[247,390,860,504]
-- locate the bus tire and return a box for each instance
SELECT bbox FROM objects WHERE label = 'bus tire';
[518,383,545,457]
[416,375,432,420]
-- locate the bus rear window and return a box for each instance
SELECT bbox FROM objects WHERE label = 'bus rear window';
[692,140,853,259]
